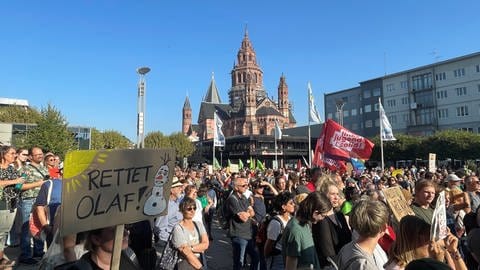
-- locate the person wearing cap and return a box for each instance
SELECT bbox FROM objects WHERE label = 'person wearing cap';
[154,177,184,254]
[447,173,471,216]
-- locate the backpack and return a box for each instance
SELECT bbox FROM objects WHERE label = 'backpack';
[255,215,284,256]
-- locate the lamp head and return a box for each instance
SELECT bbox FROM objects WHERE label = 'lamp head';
[137,67,151,75]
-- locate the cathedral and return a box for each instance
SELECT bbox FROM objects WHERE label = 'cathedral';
[182,30,296,141]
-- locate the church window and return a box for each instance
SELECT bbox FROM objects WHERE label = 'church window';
[254,73,258,83]
[243,72,247,83]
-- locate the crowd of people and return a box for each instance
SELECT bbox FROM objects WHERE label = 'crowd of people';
[2,143,480,269]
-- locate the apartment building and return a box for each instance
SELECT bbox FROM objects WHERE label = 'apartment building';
[325,52,480,138]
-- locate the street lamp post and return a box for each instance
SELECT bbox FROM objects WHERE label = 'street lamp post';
[137,67,151,149]
[335,99,345,126]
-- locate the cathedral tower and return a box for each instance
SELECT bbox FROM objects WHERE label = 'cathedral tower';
[182,95,192,135]
[277,74,289,119]
[229,29,265,111]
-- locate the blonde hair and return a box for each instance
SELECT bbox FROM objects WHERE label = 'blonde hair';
[350,200,389,238]
[386,215,431,267]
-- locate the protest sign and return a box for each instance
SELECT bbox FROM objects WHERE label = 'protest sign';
[230,164,239,173]
[431,191,448,241]
[383,186,415,222]
[60,148,175,236]
[429,153,437,173]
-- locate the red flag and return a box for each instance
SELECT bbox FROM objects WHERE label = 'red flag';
[322,119,374,160]
[323,154,347,173]
[312,123,326,167]
[296,159,302,171]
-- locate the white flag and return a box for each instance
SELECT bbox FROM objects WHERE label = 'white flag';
[308,82,322,123]
[430,191,448,241]
[274,120,282,140]
[379,101,396,141]
[213,112,225,147]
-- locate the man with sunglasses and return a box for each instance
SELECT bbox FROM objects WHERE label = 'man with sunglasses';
[226,177,259,270]
[466,175,480,213]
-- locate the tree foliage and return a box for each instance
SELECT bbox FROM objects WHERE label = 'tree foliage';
[169,132,195,159]
[21,104,76,158]
[0,105,41,123]
[370,130,480,163]
[145,131,195,158]
[90,130,131,149]
[144,131,170,149]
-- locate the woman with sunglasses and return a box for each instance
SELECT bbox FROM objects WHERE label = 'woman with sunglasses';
[172,197,209,270]
[281,191,332,270]
[0,145,25,267]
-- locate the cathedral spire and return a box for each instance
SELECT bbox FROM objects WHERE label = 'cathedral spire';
[203,72,222,104]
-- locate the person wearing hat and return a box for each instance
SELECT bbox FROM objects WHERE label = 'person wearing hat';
[154,177,184,254]
[447,173,472,217]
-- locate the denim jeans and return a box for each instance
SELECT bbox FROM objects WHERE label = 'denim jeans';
[19,198,44,259]
[231,236,259,270]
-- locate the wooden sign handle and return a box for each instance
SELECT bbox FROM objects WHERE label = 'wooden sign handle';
[110,224,124,270]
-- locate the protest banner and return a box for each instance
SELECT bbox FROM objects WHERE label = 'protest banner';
[60,148,175,236]
[431,191,448,241]
[230,164,239,173]
[383,186,415,222]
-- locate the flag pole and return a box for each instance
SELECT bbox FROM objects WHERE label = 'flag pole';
[308,82,312,167]
[213,112,216,169]
[379,97,385,171]
[275,136,278,170]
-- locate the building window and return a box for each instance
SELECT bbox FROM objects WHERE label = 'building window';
[387,99,396,107]
[343,110,349,117]
[438,109,449,119]
[389,115,397,124]
[456,87,467,96]
[435,72,446,81]
[342,96,348,103]
[436,90,448,99]
[365,105,371,113]
[352,123,358,130]
[363,90,371,98]
[412,73,433,90]
[456,106,469,117]
[401,96,409,104]
[375,119,380,127]
[454,68,466,78]
[351,108,357,116]
[400,81,408,89]
[373,88,381,96]
[403,114,409,124]
[365,120,373,128]
[374,103,379,111]
[459,127,473,132]
[477,84,480,92]
[476,64,479,73]
[360,108,363,114]
[327,113,333,119]
[386,84,394,92]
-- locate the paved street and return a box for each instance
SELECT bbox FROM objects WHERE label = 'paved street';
[4,218,233,270]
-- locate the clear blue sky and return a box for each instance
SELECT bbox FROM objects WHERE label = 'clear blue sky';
[1,1,479,142]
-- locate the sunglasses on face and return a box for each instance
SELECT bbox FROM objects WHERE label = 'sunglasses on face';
[185,206,197,211]
[237,184,248,188]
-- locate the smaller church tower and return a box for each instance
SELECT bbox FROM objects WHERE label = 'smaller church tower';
[278,74,289,120]
[182,95,192,135]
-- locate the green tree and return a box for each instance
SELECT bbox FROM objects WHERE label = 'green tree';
[101,130,131,149]
[422,130,480,160]
[144,131,170,148]
[169,132,195,159]
[0,106,41,123]
[90,128,104,150]
[23,104,76,158]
